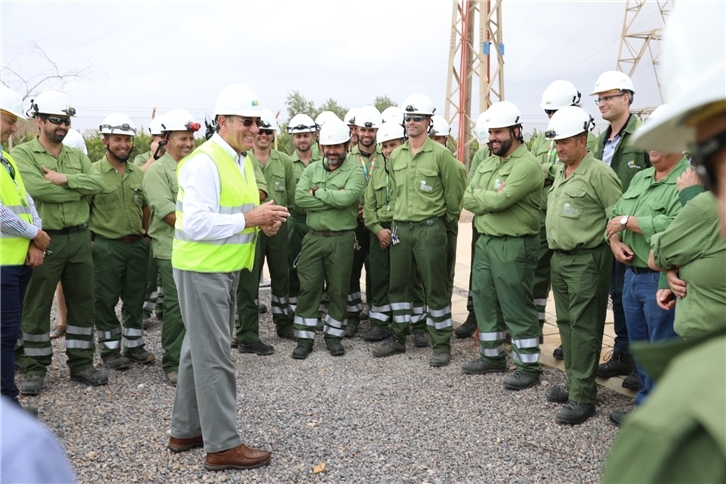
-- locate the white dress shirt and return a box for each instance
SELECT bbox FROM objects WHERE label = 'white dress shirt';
[177,133,249,241]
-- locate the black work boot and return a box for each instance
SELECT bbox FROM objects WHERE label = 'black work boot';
[597,350,635,378]
[553,345,564,360]
[326,339,345,356]
[622,369,642,390]
[291,342,313,360]
[454,314,477,338]
[556,401,596,425]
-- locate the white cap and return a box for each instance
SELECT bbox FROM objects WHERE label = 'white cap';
[214,84,262,117]
[545,106,595,140]
[481,101,521,129]
[315,110,340,128]
[99,113,137,136]
[287,113,317,133]
[401,93,436,116]
[430,115,451,136]
[161,109,200,132]
[354,105,382,128]
[259,109,279,134]
[148,116,165,135]
[28,90,76,117]
[590,71,635,96]
[62,129,87,155]
[0,86,27,119]
[319,119,350,145]
[540,80,581,110]
[377,121,405,144]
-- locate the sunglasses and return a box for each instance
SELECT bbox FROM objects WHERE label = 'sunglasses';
[403,115,430,122]
[44,115,71,126]
[544,109,557,116]
[594,93,626,105]
[229,116,262,127]
[691,128,726,190]
[258,129,274,136]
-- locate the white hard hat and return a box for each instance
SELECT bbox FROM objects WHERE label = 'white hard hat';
[482,101,521,129]
[401,93,436,116]
[354,105,382,128]
[319,119,350,145]
[259,108,279,134]
[474,112,489,143]
[148,116,165,136]
[315,110,340,128]
[214,84,262,117]
[430,115,451,136]
[99,113,137,136]
[545,106,595,140]
[0,86,27,120]
[62,128,87,155]
[377,121,406,144]
[287,113,317,134]
[161,109,200,132]
[344,108,358,126]
[540,80,581,110]
[381,106,404,125]
[632,2,726,152]
[28,90,76,117]
[590,71,635,96]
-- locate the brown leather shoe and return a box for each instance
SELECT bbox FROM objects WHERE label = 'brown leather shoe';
[205,443,271,471]
[168,435,203,453]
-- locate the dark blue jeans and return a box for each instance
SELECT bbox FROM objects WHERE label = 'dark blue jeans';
[609,261,629,354]
[622,268,679,405]
[1,265,33,404]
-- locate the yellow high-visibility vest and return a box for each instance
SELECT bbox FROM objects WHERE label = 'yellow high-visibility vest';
[1,150,33,265]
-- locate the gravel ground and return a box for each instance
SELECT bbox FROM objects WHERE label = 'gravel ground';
[19,291,631,483]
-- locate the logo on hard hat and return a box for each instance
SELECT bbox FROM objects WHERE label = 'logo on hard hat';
[252,100,259,107]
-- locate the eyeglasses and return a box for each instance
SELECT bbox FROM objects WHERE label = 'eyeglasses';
[44,115,71,126]
[100,123,137,135]
[594,93,626,105]
[403,115,430,122]
[258,129,274,136]
[544,109,557,116]
[691,128,726,190]
[229,116,262,127]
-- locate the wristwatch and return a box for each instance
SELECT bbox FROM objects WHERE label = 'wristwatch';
[620,215,630,229]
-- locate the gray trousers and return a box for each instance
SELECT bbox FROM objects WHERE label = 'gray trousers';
[171,269,241,453]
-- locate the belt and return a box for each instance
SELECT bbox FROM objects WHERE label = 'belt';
[46,224,87,236]
[309,229,350,237]
[555,246,600,256]
[628,266,658,275]
[118,234,142,243]
[394,217,439,226]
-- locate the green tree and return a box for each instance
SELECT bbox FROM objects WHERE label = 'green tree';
[285,90,317,120]
[373,95,396,113]
[318,98,348,120]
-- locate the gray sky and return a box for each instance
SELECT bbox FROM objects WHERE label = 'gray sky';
[1,0,668,136]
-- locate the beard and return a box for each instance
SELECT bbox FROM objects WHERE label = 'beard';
[491,136,513,157]
[108,147,131,163]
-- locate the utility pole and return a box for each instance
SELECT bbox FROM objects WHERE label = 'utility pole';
[616,0,673,106]
[444,0,504,166]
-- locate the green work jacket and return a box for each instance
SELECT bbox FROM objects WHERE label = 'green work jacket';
[546,153,622,251]
[464,143,543,237]
[249,149,295,209]
[389,137,465,223]
[142,152,178,259]
[347,144,384,205]
[595,114,651,192]
[295,159,365,232]
[12,137,106,230]
[133,150,152,167]
[290,150,322,217]
[89,156,146,238]
[363,157,394,235]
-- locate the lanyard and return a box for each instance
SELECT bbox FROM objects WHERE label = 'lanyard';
[0,155,27,207]
[360,153,376,181]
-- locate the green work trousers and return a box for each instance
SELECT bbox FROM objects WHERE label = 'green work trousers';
[19,229,96,376]
[158,258,184,374]
[389,218,452,353]
[236,228,292,344]
[346,219,370,327]
[142,252,164,318]
[368,223,391,329]
[93,236,149,358]
[445,218,459,303]
[533,211,553,334]
[464,223,480,324]
[472,233,542,375]
[287,215,308,313]
[293,231,354,344]
[551,245,613,404]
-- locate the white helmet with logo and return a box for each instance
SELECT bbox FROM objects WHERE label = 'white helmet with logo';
[430,115,451,136]
[28,90,76,117]
[319,119,351,145]
[315,110,340,129]
[354,105,382,128]
[381,106,403,125]
[590,71,636,96]
[287,113,317,134]
[344,108,358,126]
[161,109,201,133]
[482,101,521,129]
[474,112,489,143]
[632,2,725,152]
[377,121,406,144]
[148,116,165,136]
[62,128,87,155]
[0,86,27,119]
[541,80,581,110]
[100,113,137,136]
[214,84,262,117]
[545,106,595,140]
[259,109,279,134]
[401,93,436,116]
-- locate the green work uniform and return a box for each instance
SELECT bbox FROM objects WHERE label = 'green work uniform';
[530,131,599,331]
[142,152,185,374]
[546,152,622,404]
[89,156,149,359]
[464,146,491,321]
[388,138,465,354]
[610,157,690,267]
[236,149,296,343]
[287,150,322,312]
[344,145,380,329]
[464,143,543,374]
[594,114,651,192]
[650,191,726,339]
[133,150,152,168]
[292,158,365,344]
[444,157,468,304]
[602,326,726,483]
[12,138,106,376]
